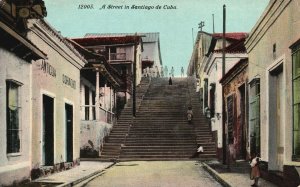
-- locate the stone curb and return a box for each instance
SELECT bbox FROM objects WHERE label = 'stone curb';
[202,162,231,187]
[56,162,116,187]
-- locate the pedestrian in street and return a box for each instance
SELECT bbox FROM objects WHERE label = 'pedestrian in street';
[168,77,172,85]
[181,67,184,77]
[190,144,204,158]
[250,152,261,187]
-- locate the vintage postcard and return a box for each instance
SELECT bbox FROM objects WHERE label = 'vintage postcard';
[0,0,299,186]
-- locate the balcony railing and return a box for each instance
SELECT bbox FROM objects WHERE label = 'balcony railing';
[80,105,116,125]
[110,53,126,61]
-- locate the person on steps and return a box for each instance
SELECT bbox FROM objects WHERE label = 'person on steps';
[190,144,204,158]
[187,106,193,124]
[169,77,172,85]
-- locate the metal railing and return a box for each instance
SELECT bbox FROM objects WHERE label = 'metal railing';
[80,105,116,125]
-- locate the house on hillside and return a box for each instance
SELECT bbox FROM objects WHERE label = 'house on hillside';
[72,35,143,107]
[85,33,163,78]
[187,31,214,108]
[245,0,300,185]
[69,39,124,158]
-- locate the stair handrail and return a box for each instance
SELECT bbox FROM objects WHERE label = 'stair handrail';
[187,77,192,107]
[137,77,151,111]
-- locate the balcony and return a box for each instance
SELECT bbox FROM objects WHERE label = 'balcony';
[110,53,126,61]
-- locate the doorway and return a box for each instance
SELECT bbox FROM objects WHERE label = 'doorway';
[238,84,247,159]
[65,103,73,162]
[42,95,54,166]
[269,63,284,171]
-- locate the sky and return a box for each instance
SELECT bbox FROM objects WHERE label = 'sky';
[44,0,269,76]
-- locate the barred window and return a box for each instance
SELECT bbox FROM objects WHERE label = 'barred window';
[292,43,300,159]
[6,80,22,154]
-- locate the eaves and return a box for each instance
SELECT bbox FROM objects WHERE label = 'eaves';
[245,0,292,53]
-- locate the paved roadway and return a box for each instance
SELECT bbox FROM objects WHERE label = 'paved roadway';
[83,161,223,187]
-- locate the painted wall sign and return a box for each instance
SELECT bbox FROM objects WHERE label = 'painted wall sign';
[62,74,76,89]
[41,60,56,77]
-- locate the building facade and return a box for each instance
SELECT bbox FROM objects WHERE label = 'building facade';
[220,59,249,162]
[0,0,47,185]
[69,40,123,157]
[85,33,163,78]
[245,0,300,185]
[188,31,248,161]
[72,35,143,110]
[27,19,86,178]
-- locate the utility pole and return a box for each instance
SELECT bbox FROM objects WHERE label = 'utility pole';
[132,33,137,117]
[212,14,215,33]
[222,4,229,169]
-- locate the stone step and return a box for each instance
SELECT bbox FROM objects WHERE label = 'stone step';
[120,146,216,151]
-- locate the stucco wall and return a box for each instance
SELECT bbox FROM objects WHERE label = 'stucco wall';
[27,20,85,169]
[143,42,162,70]
[206,54,247,150]
[223,65,249,160]
[246,0,299,165]
[80,121,112,157]
[0,48,32,185]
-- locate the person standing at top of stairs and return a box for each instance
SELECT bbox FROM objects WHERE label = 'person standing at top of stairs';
[168,77,172,85]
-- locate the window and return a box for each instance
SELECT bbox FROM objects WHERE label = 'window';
[227,94,234,144]
[292,43,300,159]
[209,83,216,117]
[84,86,89,120]
[6,80,22,154]
[204,78,208,108]
[249,78,260,155]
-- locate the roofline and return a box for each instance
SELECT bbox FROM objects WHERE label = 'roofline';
[245,0,292,53]
[219,58,248,84]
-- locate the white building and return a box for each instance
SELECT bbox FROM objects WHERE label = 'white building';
[245,0,300,185]
[188,31,248,160]
[27,19,86,178]
[0,1,47,185]
[140,33,163,77]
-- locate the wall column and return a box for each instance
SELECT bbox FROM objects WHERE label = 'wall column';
[110,86,112,122]
[104,82,107,122]
[89,89,93,120]
[80,83,85,120]
[95,70,100,121]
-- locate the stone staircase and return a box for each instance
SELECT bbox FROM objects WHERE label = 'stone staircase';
[99,77,216,161]
[98,77,151,161]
